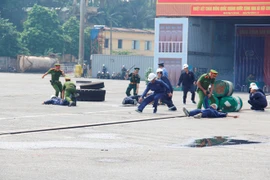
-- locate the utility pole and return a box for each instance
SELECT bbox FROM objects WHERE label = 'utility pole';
[79,0,85,66]
[110,19,112,55]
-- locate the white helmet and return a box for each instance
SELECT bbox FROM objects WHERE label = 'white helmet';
[156,68,163,73]
[183,64,188,69]
[183,64,189,69]
[250,84,259,90]
[148,73,156,81]
[249,82,257,88]
[51,95,56,99]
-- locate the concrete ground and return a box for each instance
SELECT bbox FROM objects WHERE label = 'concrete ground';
[0,73,269,180]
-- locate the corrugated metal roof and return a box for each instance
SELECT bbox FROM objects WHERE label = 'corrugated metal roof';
[104,27,154,34]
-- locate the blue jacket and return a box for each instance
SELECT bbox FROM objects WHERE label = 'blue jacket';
[142,79,170,98]
[162,68,169,78]
[249,91,268,107]
[202,97,227,118]
[161,76,173,93]
[44,97,69,106]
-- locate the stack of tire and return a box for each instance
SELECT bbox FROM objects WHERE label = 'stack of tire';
[209,80,243,112]
[76,81,106,101]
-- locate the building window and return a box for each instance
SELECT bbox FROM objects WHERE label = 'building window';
[104,39,109,48]
[159,24,183,53]
[145,41,152,51]
[118,39,123,49]
[132,40,140,50]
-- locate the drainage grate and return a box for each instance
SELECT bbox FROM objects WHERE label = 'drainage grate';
[188,136,261,148]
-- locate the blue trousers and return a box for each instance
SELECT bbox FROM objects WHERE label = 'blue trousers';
[189,109,227,118]
[138,93,165,112]
[162,96,175,108]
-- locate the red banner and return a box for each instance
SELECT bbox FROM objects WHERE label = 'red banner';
[156,0,270,16]
[191,4,270,16]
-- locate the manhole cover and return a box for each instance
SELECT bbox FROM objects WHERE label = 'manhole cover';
[187,136,261,148]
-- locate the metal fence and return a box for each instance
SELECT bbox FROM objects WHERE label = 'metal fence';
[91,55,154,80]
[0,57,17,72]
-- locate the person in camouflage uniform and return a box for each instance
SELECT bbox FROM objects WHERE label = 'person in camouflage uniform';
[42,63,65,97]
[62,77,77,106]
[125,67,140,96]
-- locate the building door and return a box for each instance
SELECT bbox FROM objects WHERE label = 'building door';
[159,58,182,86]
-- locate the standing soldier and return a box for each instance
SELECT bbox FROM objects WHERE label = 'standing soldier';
[62,77,77,106]
[42,63,65,97]
[196,69,218,109]
[125,67,140,96]
[102,64,107,74]
[158,63,169,78]
[83,64,87,78]
[177,64,196,105]
[121,65,127,80]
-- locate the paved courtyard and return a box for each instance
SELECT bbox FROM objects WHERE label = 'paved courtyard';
[0,73,269,180]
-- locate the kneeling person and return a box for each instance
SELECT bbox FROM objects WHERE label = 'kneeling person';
[183,96,239,119]
[248,84,268,111]
[62,77,77,106]
[136,73,172,113]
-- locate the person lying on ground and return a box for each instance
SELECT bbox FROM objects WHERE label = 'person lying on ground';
[122,95,141,105]
[182,96,239,119]
[248,84,268,111]
[42,95,69,106]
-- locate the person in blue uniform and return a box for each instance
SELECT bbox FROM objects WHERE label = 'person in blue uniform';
[122,95,141,105]
[42,95,69,106]
[177,64,196,105]
[158,63,168,78]
[156,68,177,111]
[182,96,239,119]
[248,84,268,111]
[136,73,172,113]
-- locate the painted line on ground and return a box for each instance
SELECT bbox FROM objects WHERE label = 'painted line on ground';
[0,115,186,136]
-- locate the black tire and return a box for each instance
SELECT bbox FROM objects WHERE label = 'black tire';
[80,82,104,89]
[76,80,92,84]
[76,89,106,101]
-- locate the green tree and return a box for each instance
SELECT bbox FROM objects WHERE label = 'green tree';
[122,0,155,29]
[0,17,28,57]
[0,0,74,31]
[21,5,64,56]
[63,16,79,57]
[90,2,123,27]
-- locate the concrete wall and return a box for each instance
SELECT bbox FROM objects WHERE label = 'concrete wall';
[103,30,154,56]
[91,55,154,80]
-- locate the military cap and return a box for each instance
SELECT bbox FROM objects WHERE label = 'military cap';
[65,76,71,80]
[134,67,140,70]
[54,63,61,66]
[158,63,164,67]
[210,69,218,74]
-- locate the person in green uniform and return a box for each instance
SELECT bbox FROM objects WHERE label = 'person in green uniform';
[62,77,77,106]
[125,67,140,96]
[196,69,218,109]
[42,63,65,97]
